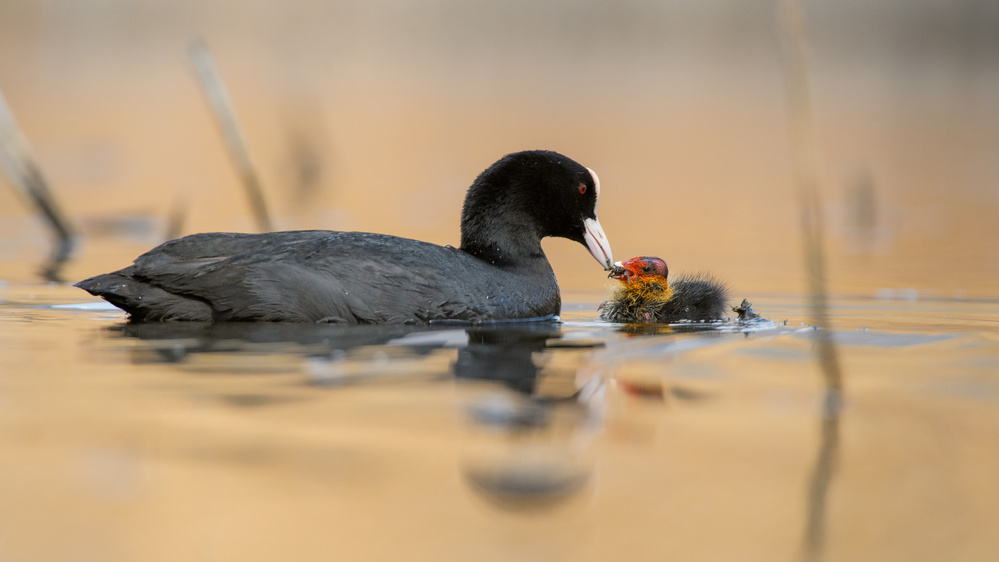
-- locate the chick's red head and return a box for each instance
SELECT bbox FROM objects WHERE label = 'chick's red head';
[608,256,669,286]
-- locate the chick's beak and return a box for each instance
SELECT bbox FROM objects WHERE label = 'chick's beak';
[582,217,614,270]
[607,260,631,283]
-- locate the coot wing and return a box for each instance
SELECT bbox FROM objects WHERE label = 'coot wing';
[128,231,480,323]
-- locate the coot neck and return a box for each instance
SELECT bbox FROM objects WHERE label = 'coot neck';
[458,186,548,268]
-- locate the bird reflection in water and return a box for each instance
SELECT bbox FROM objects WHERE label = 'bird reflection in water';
[457,325,603,510]
[110,320,605,510]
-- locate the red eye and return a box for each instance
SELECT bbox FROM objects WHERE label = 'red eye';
[579,184,587,195]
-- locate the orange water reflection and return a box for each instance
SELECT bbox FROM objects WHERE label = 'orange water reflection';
[2,284,998,561]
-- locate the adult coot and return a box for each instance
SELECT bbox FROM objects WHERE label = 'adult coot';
[76,150,615,324]
[598,256,728,323]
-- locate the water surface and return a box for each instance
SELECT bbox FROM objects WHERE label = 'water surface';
[2,284,997,561]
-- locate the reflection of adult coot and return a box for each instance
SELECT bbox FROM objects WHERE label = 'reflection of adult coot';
[452,324,558,394]
[117,319,595,509]
[456,323,595,512]
[117,321,428,364]
[117,320,562,390]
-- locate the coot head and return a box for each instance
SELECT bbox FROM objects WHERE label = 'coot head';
[608,256,668,285]
[459,150,613,268]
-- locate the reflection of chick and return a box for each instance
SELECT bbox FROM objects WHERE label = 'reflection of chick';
[598,257,728,324]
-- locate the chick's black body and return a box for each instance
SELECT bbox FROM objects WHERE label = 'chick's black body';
[76,151,614,324]
[599,274,729,324]
[598,257,728,324]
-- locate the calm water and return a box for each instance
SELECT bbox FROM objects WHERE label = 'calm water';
[1,282,997,561]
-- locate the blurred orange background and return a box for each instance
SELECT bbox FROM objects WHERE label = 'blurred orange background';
[1,0,997,297]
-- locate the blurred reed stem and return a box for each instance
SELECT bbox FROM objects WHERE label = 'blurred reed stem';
[188,40,273,233]
[776,1,844,561]
[0,88,76,281]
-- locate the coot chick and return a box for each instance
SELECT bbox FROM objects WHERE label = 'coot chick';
[598,256,728,324]
[77,150,614,324]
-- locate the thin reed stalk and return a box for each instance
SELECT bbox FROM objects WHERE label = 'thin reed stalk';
[188,40,273,232]
[0,89,76,281]
[776,1,845,561]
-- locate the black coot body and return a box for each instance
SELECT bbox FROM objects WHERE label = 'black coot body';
[76,150,615,324]
[598,256,728,324]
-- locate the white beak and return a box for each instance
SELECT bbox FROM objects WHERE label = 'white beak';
[582,217,614,270]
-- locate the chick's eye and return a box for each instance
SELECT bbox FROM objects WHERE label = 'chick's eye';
[578,184,587,195]
[642,266,652,273]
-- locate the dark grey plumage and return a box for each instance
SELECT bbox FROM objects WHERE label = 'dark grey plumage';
[76,151,613,324]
